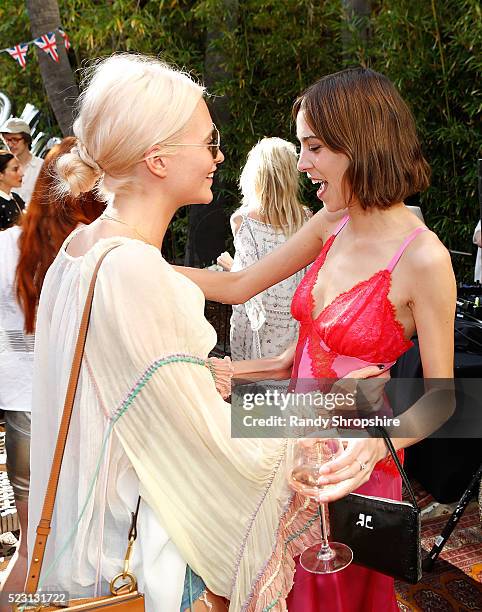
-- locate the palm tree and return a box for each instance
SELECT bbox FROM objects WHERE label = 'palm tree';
[26,0,78,135]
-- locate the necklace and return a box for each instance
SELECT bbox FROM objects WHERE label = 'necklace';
[100,213,154,246]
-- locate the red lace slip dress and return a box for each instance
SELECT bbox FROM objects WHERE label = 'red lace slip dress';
[286,215,427,612]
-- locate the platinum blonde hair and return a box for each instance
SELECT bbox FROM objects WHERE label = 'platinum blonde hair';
[57,54,205,198]
[239,137,305,237]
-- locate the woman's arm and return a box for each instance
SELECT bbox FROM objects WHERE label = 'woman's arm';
[174,209,328,303]
[232,342,297,382]
[386,235,457,445]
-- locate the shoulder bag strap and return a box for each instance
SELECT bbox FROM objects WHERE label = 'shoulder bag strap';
[377,426,419,510]
[25,244,122,593]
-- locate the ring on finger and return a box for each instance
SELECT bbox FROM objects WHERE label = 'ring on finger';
[356,458,367,472]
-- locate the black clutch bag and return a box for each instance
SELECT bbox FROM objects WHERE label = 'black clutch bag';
[329,431,422,584]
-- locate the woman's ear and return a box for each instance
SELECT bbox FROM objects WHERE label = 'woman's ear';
[143,147,168,178]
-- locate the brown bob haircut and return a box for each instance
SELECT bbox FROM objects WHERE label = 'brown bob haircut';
[293,67,431,209]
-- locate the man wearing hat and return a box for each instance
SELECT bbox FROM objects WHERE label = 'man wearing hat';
[1,118,43,206]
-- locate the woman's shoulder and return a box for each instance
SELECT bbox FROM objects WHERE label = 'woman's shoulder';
[405,226,450,267]
[231,206,265,224]
[84,238,170,278]
[312,206,348,243]
[399,226,455,296]
[86,238,203,299]
[12,192,25,207]
[230,206,250,236]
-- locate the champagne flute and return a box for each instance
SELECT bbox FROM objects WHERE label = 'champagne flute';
[288,437,353,573]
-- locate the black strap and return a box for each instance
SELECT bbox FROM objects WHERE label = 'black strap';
[128,496,141,541]
[377,426,419,509]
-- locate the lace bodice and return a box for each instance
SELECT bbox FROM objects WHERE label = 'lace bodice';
[291,216,426,379]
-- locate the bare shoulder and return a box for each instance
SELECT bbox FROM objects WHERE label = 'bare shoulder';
[230,208,245,236]
[312,206,348,243]
[406,229,453,273]
[404,229,456,297]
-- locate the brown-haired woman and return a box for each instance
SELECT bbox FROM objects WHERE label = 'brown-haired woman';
[0,137,104,604]
[0,150,25,229]
[177,67,456,611]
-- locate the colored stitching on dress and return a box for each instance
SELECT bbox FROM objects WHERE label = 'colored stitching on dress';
[231,441,287,599]
[262,591,282,611]
[257,496,310,598]
[111,353,209,422]
[259,511,319,612]
[241,501,318,611]
[239,490,317,611]
[40,353,210,585]
[239,495,293,612]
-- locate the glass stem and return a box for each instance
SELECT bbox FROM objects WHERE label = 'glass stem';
[317,503,335,561]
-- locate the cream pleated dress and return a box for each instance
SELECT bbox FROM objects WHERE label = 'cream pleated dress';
[27,233,318,612]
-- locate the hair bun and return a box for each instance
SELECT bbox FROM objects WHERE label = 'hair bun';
[56,142,102,197]
[72,140,102,174]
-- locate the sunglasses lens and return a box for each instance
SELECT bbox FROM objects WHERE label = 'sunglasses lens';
[211,126,220,159]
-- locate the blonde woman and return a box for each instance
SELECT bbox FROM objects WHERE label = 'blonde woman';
[27,55,322,612]
[225,137,311,359]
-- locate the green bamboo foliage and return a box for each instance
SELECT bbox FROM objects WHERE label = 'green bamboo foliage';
[0,1,480,276]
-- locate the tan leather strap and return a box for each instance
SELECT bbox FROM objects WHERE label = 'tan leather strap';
[25,245,121,593]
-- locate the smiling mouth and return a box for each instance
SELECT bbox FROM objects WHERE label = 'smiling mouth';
[311,178,328,200]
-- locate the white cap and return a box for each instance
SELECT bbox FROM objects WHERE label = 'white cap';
[0,118,31,135]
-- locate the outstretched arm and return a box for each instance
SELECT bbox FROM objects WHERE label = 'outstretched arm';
[232,342,297,382]
[174,209,329,303]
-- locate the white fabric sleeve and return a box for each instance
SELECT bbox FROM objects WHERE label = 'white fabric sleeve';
[84,242,289,601]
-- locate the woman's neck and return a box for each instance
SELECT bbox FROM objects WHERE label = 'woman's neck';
[105,192,177,249]
[18,149,32,166]
[346,201,410,238]
[0,182,12,196]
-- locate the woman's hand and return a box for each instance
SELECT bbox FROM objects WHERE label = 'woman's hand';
[293,366,392,502]
[276,342,297,371]
[232,342,296,382]
[330,364,391,413]
[315,437,388,503]
[206,356,234,399]
[217,251,234,271]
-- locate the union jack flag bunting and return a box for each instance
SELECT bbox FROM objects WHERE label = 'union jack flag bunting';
[58,28,71,51]
[34,32,59,62]
[7,44,29,69]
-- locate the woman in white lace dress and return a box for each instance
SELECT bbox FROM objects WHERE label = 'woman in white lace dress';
[227,138,311,359]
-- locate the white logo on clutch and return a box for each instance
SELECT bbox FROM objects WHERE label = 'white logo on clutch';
[356,513,373,529]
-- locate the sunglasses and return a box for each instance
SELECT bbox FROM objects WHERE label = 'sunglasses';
[144,124,221,161]
[3,136,24,145]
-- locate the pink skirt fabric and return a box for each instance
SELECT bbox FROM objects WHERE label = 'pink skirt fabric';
[286,465,401,612]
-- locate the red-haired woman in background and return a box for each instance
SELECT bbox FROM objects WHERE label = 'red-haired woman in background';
[0,137,104,602]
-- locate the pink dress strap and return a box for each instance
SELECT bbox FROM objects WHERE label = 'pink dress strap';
[386,226,428,272]
[333,214,350,236]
